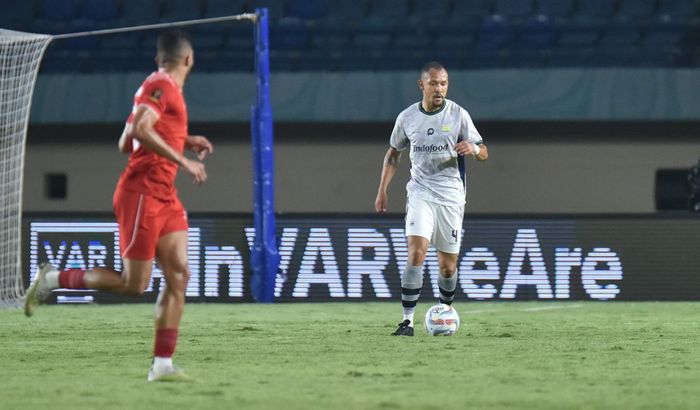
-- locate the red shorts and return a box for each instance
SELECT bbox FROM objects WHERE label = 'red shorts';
[113,188,188,260]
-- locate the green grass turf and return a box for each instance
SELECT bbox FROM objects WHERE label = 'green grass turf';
[1,302,699,410]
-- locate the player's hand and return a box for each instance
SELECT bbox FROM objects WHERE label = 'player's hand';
[187,135,214,160]
[454,141,476,156]
[180,157,207,185]
[375,191,388,213]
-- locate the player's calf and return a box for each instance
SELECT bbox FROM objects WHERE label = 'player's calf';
[438,272,458,305]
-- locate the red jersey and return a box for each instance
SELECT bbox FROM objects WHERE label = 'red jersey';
[116,71,188,199]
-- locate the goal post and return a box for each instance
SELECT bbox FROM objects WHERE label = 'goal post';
[0,9,279,307]
[250,8,280,303]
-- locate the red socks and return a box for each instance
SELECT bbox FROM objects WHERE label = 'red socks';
[58,269,86,289]
[154,328,179,358]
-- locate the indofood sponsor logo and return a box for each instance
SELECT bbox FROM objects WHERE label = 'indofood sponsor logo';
[412,143,449,153]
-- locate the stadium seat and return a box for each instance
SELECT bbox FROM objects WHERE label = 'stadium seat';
[599,27,641,46]
[616,0,657,21]
[433,30,476,50]
[140,33,160,55]
[640,27,685,46]
[478,14,515,49]
[368,0,411,21]
[120,0,160,25]
[40,49,85,72]
[161,0,204,21]
[90,49,141,71]
[520,14,556,48]
[79,0,119,22]
[61,20,100,49]
[393,30,432,49]
[557,28,600,46]
[641,0,696,47]
[412,0,451,27]
[572,0,616,25]
[634,46,679,66]
[560,0,614,48]
[0,1,36,31]
[324,0,368,27]
[309,29,351,49]
[293,48,329,70]
[286,0,329,21]
[100,33,141,50]
[352,32,392,49]
[271,20,309,49]
[192,27,226,50]
[207,50,254,71]
[494,0,533,20]
[536,0,574,20]
[203,0,246,18]
[379,49,424,70]
[225,25,256,51]
[38,0,77,21]
[657,0,699,19]
[453,0,494,17]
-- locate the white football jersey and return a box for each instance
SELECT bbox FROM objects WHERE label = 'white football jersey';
[390,99,483,206]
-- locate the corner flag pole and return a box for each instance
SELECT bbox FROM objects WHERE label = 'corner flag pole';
[250,8,279,303]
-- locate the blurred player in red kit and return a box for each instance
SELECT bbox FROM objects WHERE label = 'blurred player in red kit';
[24,31,212,382]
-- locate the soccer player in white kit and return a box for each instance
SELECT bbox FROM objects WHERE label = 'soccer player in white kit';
[375,62,489,336]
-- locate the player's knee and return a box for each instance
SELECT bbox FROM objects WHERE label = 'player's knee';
[122,282,147,296]
[121,276,148,296]
[164,265,190,293]
[408,248,427,265]
[440,269,457,278]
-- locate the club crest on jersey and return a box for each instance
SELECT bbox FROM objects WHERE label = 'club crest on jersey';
[149,88,163,103]
[427,128,435,135]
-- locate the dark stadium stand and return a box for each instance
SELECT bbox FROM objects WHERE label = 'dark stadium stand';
[1,0,699,72]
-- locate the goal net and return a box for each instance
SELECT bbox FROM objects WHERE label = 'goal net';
[0,30,52,307]
[0,10,279,307]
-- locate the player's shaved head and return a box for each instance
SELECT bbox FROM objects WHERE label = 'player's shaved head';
[418,61,448,112]
[421,61,447,78]
[156,31,193,67]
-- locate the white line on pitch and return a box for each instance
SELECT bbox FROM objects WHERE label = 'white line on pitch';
[460,304,583,315]
[460,309,499,315]
[519,304,583,312]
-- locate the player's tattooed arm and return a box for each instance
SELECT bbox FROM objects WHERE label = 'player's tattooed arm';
[375,148,402,213]
[385,149,401,168]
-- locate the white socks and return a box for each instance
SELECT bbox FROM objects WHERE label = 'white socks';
[402,310,415,327]
[44,270,60,289]
[153,357,173,370]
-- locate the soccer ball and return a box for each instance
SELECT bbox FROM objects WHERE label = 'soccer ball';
[424,304,460,336]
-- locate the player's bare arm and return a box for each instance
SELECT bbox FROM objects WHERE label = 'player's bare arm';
[186,135,213,160]
[132,105,208,184]
[454,141,488,161]
[375,147,402,213]
[117,123,134,154]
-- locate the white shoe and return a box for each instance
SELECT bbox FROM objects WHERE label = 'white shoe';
[147,365,193,382]
[23,262,57,317]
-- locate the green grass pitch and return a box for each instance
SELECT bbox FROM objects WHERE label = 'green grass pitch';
[1,302,699,409]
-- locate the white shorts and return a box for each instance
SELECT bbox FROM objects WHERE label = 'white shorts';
[405,196,464,254]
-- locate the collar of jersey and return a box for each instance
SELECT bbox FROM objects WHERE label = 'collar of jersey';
[418,101,446,116]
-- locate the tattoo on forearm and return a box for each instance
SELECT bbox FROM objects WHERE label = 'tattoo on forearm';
[385,155,399,168]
